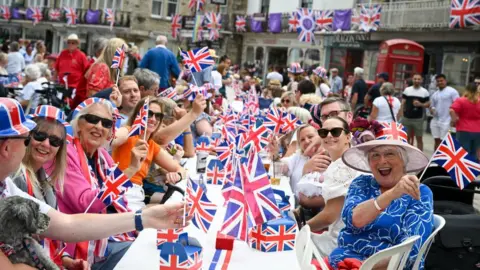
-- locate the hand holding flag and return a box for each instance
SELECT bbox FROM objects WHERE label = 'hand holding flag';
[128,98,149,138]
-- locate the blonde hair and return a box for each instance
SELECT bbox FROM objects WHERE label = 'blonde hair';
[89,38,127,82]
[287,107,312,123]
[23,118,67,194]
[158,97,177,118]
[70,102,116,141]
[299,93,322,106]
[280,91,298,106]
[310,74,330,88]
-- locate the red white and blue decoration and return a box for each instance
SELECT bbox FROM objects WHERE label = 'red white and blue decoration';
[0,98,36,136]
[360,4,382,32]
[158,87,181,101]
[351,9,361,30]
[263,108,286,135]
[64,7,77,25]
[111,44,126,69]
[235,15,246,32]
[313,66,328,78]
[28,105,74,143]
[157,228,184,246]
[186,177,217,233]
[48,8,61,21]
[248,215,297,252]
[274,190,292,213]
[97,164,132,206]
[104,8,115,30]
[159,234,203,270]
[449,0,480,28]
[296,8,316,44]
[196,135,211,152]
[188,0,205,12]
[29,7,43,26]
[206,12,222,41]
[315,10,334,32]
[206,159,225,185]
[288,11,300,32]
[375,122,408,143]
[128,98,149,138]
[432,133,480,190]
[180,47,215,73]
[280,113,302,135]
[171,14,182,39]
[1,5,10,20]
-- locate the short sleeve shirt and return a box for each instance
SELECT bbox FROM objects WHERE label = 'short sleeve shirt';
[430,86,460,122]
[402,86,430,119]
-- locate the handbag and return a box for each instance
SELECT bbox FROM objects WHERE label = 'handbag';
[384,96,396,122]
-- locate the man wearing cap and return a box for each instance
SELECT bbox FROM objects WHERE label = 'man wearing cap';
[0,98,191,269]
[139,35,180,92]
[55,34,89,91]
[365,72,388,107]
[329,68,343,95]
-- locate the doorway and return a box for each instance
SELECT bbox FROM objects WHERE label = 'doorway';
[268,47,288,70]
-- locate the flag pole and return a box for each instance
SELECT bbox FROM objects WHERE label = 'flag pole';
[143,97,150,141]
[115,68,120,86]
[84,197,97,213]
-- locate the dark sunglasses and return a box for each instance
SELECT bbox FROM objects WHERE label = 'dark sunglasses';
[318,127,347,138]
[80,114,114,129]
[281,99,291,103]
[31,130,63,147]
[148,110,164,122]
[2,136,30,147]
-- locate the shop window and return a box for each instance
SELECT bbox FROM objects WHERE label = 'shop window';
[60,0,83,8]
[301,0,313,8]
[368,51,379,81]
[443,53,469,87]
[469,55,480,83]
[0,0,12,6]
[260,0,269,14]
[304,49,320,71]
[246,46,254,63]
[28,0,49,7]
[97,0,123,10]
[288,48,303,66]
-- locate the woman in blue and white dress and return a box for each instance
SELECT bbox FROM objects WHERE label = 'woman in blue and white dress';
[328,123,434,269]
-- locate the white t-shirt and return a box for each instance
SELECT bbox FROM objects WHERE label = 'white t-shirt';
[211,70,223,95]
[315,83,330,97]
[2,177,52,214]
[6,52,25,74]
[266,71,283,83]
[19,81,43,114]
[282,153,308,195]
[373,95,401,122]
[430,86,460,123]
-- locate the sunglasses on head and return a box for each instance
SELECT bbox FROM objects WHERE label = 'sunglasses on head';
[148,110,164,122]
[80,114,114,129]
[31,130,63,147]
[318,127,347,138]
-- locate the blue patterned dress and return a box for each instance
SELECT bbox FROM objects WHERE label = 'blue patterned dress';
[329,175,434,269]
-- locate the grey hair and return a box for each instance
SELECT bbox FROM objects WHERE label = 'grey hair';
[93,37,108,56]
[287,106,312,123]
[36,63,48,77]
[70,102,116,141]
[133,68,160,90]
[9,42,19,52]
[354,67,364,76]
[367,145,409,173]
[24,64,41,80]
[381,82,395,96]
[156,35,168,45]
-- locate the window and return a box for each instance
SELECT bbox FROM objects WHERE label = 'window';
[97,0,123,10]
[469,55,480,83]
[0,0,12,6]
[59,0,83,8]
[443,53,469,87]
[304,49,320,70]
[288,48,304,65]
[166,0,177,17]
[301,0,313,8]
[152,0,162,16]
[28,0,49,7]
[151,0,178,18]
[246,46,254,63]
[260,0,269,14]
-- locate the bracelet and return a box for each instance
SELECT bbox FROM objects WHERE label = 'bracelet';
[183,131,192,135]
[135,209,144,231]
[373,199,383,211]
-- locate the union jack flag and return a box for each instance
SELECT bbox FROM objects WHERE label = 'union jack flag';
[104,8,115,30]
[249,224,297,252]
[315,10,334,31]
[206,159,225,185]
[180,47,215,73]
[40,238,66,267]
[0,5,10,20]
[111,44,126,69]
[196,135,211,152]
[211,132,222,147]
[188,0,205,12]
[206,12,222,40]
[97,164,132,206]
[159,251,202,270]
[360,4,382,32]
[242,119,272,153]
[64,7,77,25]
[297,8,316,43]
[128,97,149,137]
[49,8,61,21]
[157,229,184,246]
[158,87,179,100]
[30,7,43,26]
[215,139,234,165]
[432,133,480,190]
[171,14,182,39]
[351,9,361,30]
[263,108,286,135]
[280,113,302,135]
[235,15,246,32]
[449,0,480,28]
[375,122,408,143]
[186,177,217,233]
[288,11,300,32]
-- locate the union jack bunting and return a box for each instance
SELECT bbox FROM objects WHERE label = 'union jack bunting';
[235,15,246,32]
[104,8,115,30]
[206,12,222,40]
[360,4,382,32]
[206,159,225,185]
[449,0,480,28]
[297,8,316,43]
[48,8,61,20]
[64,7,77,25]
[315,10,334,32]
[188,0,205,12]
[97,164,132,206]
[432,133,480,190]
[186,177,217,233]
[157,229,184,246]
[196,135,211,152]
[171,14,182,39]
[1,5,10,20]
[288,11,300,32]
[280,113,302,135]
[242,119,272,153]
[128,97,148,137]
[249,224,297,252]
[263,108,286,135]
[30,7,43,26]
[351,9,361,30]
[180,47,215,73]
[111,44,126,69]
[375,122,408,143]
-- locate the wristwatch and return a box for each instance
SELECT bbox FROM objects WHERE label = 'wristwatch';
[135,210,144,231]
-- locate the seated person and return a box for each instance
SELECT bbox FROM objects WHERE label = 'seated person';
[18,64,42,113]
[327,123,433,269]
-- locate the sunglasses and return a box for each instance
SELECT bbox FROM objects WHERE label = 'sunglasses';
[31,130,63,147]
[320,110,349,122]
[148,110,164,122]
[67,41,77,45]
[80,114,114,129]
[2,136,31,147]
[281,99,291,104]
[318,127,347,138]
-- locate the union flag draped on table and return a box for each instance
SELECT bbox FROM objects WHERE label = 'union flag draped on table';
[449,0,480,28]
[186,177,217,233]
[432,133,480,190]
[180,47,215,73]
[111,44,126,69]
[128,98,149,137]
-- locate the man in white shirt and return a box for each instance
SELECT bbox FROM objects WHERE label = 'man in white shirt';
[429,74,459,150]
[329,68,343,94]
[6,42,25,74]
[0,98,190,269]
[266,66,283,84]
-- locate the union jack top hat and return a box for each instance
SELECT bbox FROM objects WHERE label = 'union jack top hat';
[0,98,37,137]
[28,105,74,143]
[342,121,428,173]
[313,66,327,78]
[287,62,304,74]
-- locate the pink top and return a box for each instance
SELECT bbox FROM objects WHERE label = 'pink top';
[450,97,480,133]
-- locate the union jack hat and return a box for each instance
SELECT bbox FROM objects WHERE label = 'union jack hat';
[342,121,428,173]
[0,98,37,137]
[313,66,327,78]
[28,105,74,143]
[287,63,304,74]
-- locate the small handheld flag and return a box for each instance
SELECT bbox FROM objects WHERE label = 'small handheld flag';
[128,98,149,138]
[97,164,133,206]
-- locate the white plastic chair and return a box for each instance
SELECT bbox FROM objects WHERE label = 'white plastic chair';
[295,225,331,270]
[360,235,420,270]
[412,214,446,270]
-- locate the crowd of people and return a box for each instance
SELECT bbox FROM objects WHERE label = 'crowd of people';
[0,33,479,270]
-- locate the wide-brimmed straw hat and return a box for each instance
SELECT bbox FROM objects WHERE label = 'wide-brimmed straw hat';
[342,122,429,173]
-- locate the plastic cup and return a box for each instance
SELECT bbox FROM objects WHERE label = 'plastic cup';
[196,151,209,173]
